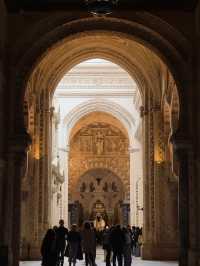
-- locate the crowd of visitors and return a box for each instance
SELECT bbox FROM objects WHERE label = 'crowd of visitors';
[41,220,142,266]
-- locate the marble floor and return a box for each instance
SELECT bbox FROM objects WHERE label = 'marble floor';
[20,248,178,266]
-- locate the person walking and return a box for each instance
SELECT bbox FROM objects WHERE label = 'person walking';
[67,224,82,266]
[56,219,68,266]
[110,225,125,266]
[41,228,57,266]
[81,221,96,266]
[122,227,132,266]
[102,226,112,266]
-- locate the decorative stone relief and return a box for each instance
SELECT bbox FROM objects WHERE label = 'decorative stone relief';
[69,122,130,225]
[73,168,124,225]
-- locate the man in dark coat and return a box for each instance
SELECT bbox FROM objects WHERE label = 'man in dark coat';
[110,225,125,266]
[56,219,68,266]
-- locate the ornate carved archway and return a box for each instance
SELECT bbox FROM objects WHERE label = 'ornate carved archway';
[70,168,125,226]
[6,14,192,265]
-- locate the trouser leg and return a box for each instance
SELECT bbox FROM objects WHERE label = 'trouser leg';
[61,249,65,266]
[116,253,122,266]
[89,252,95,266]
[112,251,116,266]
[85,253,89,266]
[106,249,111,266]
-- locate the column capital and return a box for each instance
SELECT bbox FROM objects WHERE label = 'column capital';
[59,145,70,153]
[128,146,140,153]
[139,104,161,118]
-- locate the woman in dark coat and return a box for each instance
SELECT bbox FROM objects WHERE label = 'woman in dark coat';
[81,222,96,266]
[41,228,57,266]
[67,224,82,266]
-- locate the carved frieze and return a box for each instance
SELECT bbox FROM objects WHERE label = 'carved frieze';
[71,122,129,156]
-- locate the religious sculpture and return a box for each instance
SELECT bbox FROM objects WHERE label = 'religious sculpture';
[89,182,95,192]
[94,213,106,231]
[95,130,104,155]
[111,182,118,192]
[80,182,86,192]
[103,182,108,192]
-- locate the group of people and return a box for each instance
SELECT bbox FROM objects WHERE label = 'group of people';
[41,219,96,266]
[102,225,143,266]
[41,220,143,266]
[41,219,68,266]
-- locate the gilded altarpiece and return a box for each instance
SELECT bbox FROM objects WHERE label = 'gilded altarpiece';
[69,122,130,225]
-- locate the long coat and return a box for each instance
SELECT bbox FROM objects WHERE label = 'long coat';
[81,228,96,255]
[41,229,57,266]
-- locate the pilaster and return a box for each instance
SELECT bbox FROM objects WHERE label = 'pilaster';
[4,132,31,266]
[171,131,192,266]
[142,101,179,260]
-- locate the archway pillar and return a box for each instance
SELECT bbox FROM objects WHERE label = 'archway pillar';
[4,131,30,266]
[142,104,178,260]
[129,147,135,226]
[171,133,192,266]
[59,144,69,227]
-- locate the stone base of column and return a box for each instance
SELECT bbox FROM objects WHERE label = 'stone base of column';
[188,248,200,266]
[141,243,179,260]
[20,246,41,261]
[0,245,8,266]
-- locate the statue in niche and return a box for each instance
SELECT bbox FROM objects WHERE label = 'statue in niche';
[80,137,90,152]
[89,182,95,192]
[94,213,105,231]
[103,182,108,192]
[95,130,104,155]
[111,139,117,152]
[80,182,86,192]
[111,182,118,192]
[106,138,112,152]
[119,139,126,153]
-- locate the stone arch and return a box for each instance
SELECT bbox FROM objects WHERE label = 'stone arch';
[8,13,192,263]
[70,167,125,225]
[10,16,191,138]
[62,99,137,148]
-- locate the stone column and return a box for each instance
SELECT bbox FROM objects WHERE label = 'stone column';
[129,147,135,226]
[129,146,141,226]
[4,132,30,266]
[141,93,155,259]
[59,145,70,227]
[120,202,130,226]
[44,99,52,230]
[172,136,190,266]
